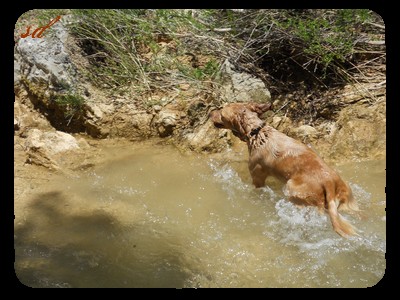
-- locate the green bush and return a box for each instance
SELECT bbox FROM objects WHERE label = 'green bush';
[200,9,375,85]
[54,93,85,121]
[278,9,372,76]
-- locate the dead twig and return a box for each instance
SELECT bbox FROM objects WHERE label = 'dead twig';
[365,21,385,30]
[213,28,232,32]
[274,101,290,114]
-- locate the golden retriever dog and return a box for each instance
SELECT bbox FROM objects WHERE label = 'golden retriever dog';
[209,102,359,237]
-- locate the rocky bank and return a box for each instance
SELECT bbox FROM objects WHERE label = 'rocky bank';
[14,14,386,174]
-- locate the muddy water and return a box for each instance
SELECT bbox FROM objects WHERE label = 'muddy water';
[14,142,386,288]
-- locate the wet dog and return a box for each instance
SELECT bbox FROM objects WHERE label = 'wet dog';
[209,102,359,237]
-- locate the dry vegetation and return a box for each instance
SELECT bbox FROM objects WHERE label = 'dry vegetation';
[16,9,385,124]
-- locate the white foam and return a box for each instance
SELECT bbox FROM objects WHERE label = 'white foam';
[207,160,250,196]
[349,183,371,205]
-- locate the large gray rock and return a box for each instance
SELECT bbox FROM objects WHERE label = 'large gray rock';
[219,59,271,103]
[14,20,78,91]
[14,18,86,133]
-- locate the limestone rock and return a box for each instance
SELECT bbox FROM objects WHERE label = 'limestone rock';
[269,116,292,134]
[105,111,153,138]
[25,129,79,153]
[14,95,53,136]
[291,125,319,142]
[130,113,153,137]
[154,109,181,137]
[14,20,77,90]
[219,59,271,103]
[184,119,231,152]
[314,99,386,162]
[24,129,80,169]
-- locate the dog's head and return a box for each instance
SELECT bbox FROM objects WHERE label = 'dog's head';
[209,102,273,141]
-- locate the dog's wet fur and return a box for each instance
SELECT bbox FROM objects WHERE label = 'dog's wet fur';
[210,102,359,237]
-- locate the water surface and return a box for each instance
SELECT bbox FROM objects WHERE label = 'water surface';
[15,143,386,287]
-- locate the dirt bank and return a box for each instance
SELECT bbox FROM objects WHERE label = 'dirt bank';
[14,9,386,217]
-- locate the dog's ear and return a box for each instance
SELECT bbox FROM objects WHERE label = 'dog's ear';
[209,109,225,128]
[246,102,273,117]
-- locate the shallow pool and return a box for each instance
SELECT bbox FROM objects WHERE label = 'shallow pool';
[14,142,386,287]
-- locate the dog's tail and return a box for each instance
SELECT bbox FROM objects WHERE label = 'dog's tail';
[327,200,357,237]
[325,184,357,237]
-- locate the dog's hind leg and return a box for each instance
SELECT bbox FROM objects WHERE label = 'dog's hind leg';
[325,184,357,237]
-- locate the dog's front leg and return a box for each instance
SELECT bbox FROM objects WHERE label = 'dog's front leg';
[249,163,268,188]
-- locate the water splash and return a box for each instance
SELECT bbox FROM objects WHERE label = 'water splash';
[350,183,372,207]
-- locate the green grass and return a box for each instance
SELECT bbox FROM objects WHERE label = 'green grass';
[53,93,85,120]
[274,9,372,77]
[67,9,217,93]
[17,9,379,106]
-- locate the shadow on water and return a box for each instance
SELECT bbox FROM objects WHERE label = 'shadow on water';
[15,191,190,288]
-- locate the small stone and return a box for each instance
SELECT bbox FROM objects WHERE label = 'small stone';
[153,105,162,112]
[14,118,20,131]
[295,125,318,137]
